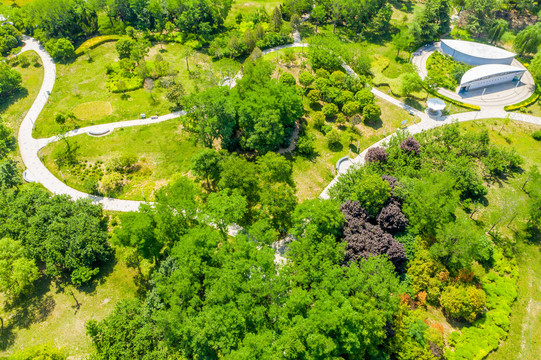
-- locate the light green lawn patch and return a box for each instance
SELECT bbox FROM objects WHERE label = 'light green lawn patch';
[517,100,541,117]
[0,51,44,166]
[0,248,138,358]
[41,119,203,201]
[227,0,283,23]
[72,101,113,121]
[0,0,33,6]
[33,41,221,138]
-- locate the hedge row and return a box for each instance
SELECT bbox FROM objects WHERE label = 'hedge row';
[446,248,518,360]
[425,88,481,111]
[75,35,122,56]
[504,84,540,111]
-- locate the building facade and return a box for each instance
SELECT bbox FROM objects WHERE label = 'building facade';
[459,65,526,92]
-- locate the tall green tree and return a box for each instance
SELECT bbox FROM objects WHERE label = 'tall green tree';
[190,149,222,189]
[0,63,22,98]
[514,23,541,55]
[0,237,39,299]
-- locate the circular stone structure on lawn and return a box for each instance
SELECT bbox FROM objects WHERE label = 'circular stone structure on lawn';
[440,39,516,66]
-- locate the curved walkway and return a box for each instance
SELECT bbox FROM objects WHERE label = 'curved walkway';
[16,35,541,212]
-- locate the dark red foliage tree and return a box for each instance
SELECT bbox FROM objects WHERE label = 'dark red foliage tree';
[341,200,407,272]
[400,137,421,155]
[365,146,388,163]
[340,199,368,223]
[377,201,409,234]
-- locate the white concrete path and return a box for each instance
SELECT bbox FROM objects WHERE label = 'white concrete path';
[15,35,541,212]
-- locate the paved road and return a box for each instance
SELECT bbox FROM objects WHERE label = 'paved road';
[16,35,541,212]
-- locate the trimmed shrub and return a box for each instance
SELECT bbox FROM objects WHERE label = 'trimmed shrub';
[312,111,326,130]
[279,72,296,86]
[533,130,541,141]
[322,103,339,118]
[400,137,421,155]
[75,35,122,56]
[365,146,387,163]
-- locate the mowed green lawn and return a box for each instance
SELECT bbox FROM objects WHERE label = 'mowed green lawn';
[33,41,219,138]
[0,248,138,358]
[41,119,203,201]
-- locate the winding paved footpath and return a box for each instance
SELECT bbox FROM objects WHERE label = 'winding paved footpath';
[15,35,541,212]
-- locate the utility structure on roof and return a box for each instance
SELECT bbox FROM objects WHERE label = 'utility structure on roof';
[441,39,516,66]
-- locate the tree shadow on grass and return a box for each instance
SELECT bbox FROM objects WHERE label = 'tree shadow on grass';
[329,142,343,152]
[1,277,55,350]
[365,116,383,131]
[404,98,424,111]
[0,87,29,114]
[78,256,118,296]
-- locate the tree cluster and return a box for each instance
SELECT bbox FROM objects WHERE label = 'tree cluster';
[182,60,303,154]
[89,195,406,359]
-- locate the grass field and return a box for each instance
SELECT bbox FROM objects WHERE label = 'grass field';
[41,119,203,201]
[0,248,138,358]
[226,0,283,24]
[33,41,221,138]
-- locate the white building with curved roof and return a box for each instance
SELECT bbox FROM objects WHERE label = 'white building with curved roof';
[459,64,526,92]
[441,39,516,66]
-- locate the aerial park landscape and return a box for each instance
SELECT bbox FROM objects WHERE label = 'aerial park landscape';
[0,0,540,359]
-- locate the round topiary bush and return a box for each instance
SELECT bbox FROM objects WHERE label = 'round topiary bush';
[400,137,421,155]
[533,130,541,141]
[365,146,388,163]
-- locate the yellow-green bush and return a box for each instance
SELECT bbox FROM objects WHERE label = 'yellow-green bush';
[504,84,540,111]
[75,35,122,56]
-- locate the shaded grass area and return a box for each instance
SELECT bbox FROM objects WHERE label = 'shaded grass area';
[41,119,203,201]
[33,41,220,138]
[0,248,138,358]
